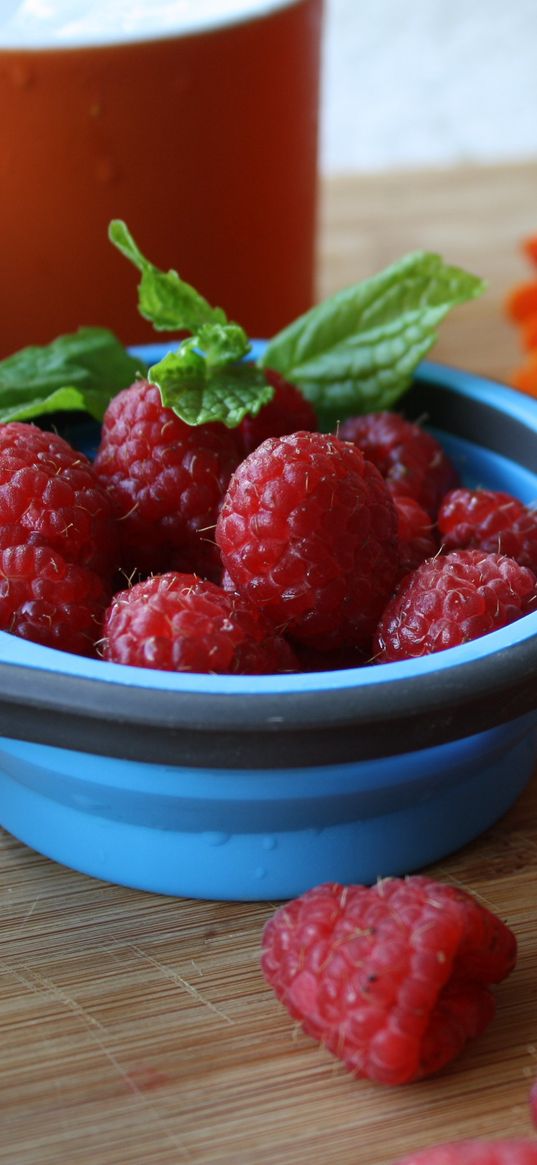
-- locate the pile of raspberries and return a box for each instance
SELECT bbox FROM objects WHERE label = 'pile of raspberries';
[1,370,536,671]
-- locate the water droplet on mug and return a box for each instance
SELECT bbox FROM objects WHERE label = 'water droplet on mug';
[254,866,267,880]
[95,157,118,184]
[9,63,35,89]
[262,836,277,851]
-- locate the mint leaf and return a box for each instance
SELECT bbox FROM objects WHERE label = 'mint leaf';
[109,220,227,332]
[0,327,145,423]
[109,220,261,426]
[149,348,272,428]
[261,252,486,427]
[197,323,251,368]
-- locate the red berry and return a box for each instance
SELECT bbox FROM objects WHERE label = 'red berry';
[239,369,317,455]
[94,380,241,578]
[339,411,459,517]
[216,431,399,652]
[0,534,108,655]
[103,571,298,674]
[0,422,118,579]
[392,492,438,579]
[392,1144,537,1165]
[374,549,537,662]
[439,488,537,574]
[389,1146,535,1165]
[261,878,516,1086]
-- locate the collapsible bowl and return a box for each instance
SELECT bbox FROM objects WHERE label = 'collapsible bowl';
[1,348,537,900]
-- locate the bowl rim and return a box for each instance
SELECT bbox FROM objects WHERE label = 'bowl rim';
[0,357,536,768]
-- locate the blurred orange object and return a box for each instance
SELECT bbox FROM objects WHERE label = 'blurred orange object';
[504,234,537,395]
[511,355,537,397]
[521,315,537,351]
[523,236,537,268]
[505,281,537,324]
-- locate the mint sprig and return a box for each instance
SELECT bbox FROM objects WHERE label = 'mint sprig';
[262,252,486,429]
[0,327,145,424]
[0,234,485,432]
[112,224,485,429]
[111,220,275,426]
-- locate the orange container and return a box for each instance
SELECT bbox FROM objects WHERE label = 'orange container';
[0,0,323,355]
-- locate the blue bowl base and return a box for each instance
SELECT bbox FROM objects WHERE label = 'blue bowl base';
[1,725,535,900]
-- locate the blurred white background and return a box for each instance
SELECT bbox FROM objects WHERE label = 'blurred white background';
[321,0,537,172]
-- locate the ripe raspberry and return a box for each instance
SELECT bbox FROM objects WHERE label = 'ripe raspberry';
[239,369,317,455]
[374,549,537,662]
[0,422,118,579]
[0,533,108,655]
[391,1143,537,1165]
[339,411,459,517]
[392,493,438,579]
[216,431,399,652]
[94,380,241,578]
[261,877,516,1086]
[103,571,298,674]
[438,488,537,574]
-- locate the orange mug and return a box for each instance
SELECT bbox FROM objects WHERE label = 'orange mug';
[0,0,324,355]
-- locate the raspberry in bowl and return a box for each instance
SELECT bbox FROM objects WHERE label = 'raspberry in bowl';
[0,342,537,900]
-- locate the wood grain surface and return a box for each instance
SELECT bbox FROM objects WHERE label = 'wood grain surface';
[2,162,537,1165]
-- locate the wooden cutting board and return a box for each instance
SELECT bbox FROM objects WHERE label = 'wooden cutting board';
[2,161,537,1165]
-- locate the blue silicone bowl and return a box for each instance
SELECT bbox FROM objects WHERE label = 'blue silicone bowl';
[1,350,537,900]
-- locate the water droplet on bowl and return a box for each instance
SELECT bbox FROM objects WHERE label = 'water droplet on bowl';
[203,831,230,848]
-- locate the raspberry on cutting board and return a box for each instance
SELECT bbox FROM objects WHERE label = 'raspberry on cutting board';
[94,379,242,579]
[339,410,459,517]
[261,877,517,1086]
[390,1143,537,1165]
[438,488,537,574]
[374,549,537,662]
[102,571,298,674]
[216,430,399,652]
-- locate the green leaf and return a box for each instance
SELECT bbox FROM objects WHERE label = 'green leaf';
[0,327,146,423]
[261,252,486,427]
[109,220,263,426]
[109,220,227,332]
[149,349,273,428]
[197,323,251,369]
